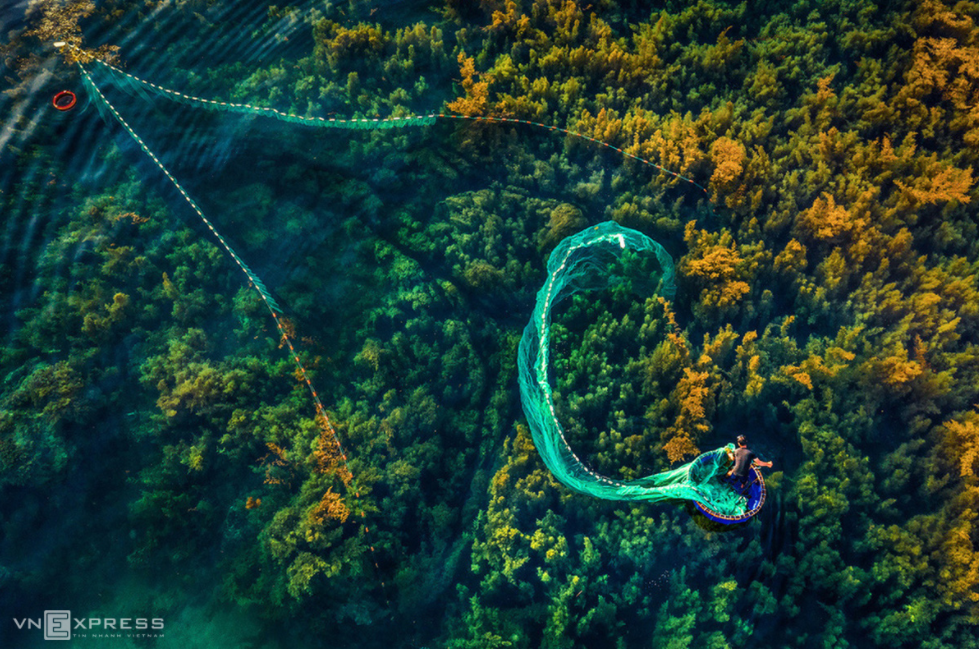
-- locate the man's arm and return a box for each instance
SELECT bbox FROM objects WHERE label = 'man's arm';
[752,459,773,469]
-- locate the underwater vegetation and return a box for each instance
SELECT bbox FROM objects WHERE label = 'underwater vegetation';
[1,0,978,647]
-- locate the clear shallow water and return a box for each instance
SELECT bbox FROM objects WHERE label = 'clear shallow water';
[2,1,978,648]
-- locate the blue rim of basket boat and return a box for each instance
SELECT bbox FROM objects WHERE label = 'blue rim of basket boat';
[695,466,766,524]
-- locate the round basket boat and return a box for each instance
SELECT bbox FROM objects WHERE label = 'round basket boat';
[695,466,767,525]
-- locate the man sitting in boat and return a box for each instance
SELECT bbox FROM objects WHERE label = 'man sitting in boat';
[725,435,773,492]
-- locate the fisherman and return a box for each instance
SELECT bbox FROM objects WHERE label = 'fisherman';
[725,435,773,491]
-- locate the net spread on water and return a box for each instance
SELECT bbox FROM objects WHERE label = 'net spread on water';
[71,48,742,517]
[517,222,751,517]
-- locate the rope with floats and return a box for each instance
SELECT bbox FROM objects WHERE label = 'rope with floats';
[85,56,712,198]
[60,41,389,598]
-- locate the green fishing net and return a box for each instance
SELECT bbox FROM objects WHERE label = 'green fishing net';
[80,52,749,518]
[517,222,749,517]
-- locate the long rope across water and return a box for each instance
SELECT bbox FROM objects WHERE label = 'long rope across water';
[74,55,390,593]
[89,58,711,198]
[78,62,345,460]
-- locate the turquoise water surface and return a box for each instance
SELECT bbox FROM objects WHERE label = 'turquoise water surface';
[2,1,978,647]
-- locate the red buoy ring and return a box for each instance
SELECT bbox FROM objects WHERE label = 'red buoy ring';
[53,90,77,111]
